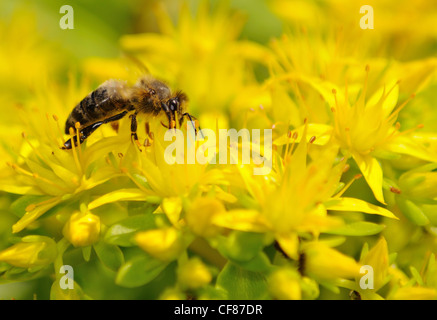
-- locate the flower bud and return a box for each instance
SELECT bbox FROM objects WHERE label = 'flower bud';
[399,171,437,200]
[0,235,57,268]
[63,211,101,247]
[268,268,301,300]
[177,258,212,290]
[302,242,361,281]
[135,227,184,261]
[359,238,389,291]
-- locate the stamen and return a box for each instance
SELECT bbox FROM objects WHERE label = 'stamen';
[383,80,401,100]
[69,127,83,176]
[334,173,362,198]
[25,196,62,212]
[52,114,65,144]
[390,186,401,194]
[38,176,68,190]
[22,132,45,160]
[307,136,316,153]
[75,122,83,162]
[386,94,415,123]
[358,65,370,107]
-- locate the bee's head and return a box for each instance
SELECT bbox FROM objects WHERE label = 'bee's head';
[162,91,188,129]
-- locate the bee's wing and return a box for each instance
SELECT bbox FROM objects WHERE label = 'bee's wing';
[121,52,151,78]
[99,79,131,101]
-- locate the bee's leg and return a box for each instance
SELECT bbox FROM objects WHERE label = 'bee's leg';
[62,111,128,150]
[129,113,142,151]
[181,112,204,139]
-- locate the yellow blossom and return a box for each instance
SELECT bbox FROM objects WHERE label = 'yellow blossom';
[267,268,301,300]
[359,238,390,292]
[177,258,212,290]
[62,211,101,247]
[185,197,225,238]
[135,226,186,262]
[214,123,396,260]
[389,287,437,300]
[302,241,361,281]
[0,235,57,268]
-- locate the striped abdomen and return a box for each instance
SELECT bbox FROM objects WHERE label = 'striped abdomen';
[65,80,129,134]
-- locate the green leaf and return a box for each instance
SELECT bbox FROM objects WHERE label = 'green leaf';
[232,252,274,273]
[50,280,92,300]
[82,246,92,262]
[216,262,268,299]
[324,222,385,236]
[396,197,430,226]
[93,241,124,272]
[104,213,157,247]
[115,254,168,288]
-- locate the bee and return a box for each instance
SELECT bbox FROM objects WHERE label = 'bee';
[62,76,198,149]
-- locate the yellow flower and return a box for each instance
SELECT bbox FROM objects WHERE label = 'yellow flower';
[177,258,212,290]
[389,287,437,300]
[185,197,225,238]
[302,241,361,281]
[214,123,396,259]
[358,238,390,292]
[271,0,437,60]
[63,211,101,247]
[0,235,57,268]
[268,268,301,300]
[159,288,186,300]
[135,226,186,262]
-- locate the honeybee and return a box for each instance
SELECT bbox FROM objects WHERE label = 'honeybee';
[62,76,198,149]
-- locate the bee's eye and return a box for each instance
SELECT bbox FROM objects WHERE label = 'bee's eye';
[169,99,178,111]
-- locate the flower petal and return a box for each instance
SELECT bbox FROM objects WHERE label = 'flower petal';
[326,197,397,219]
[353,152,386,204]
[88,188,158,210]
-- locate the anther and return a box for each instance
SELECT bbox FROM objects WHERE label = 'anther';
[390,186,401,194]
[25,204,36,212]
[309,136,316,144]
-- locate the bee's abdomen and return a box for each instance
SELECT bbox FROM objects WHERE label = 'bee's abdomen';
[65,85,126,134]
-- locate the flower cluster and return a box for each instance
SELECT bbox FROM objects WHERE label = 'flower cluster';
[1,1,437,300]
